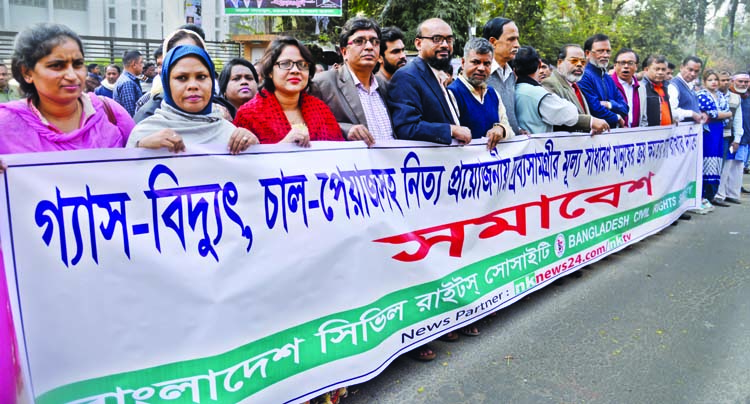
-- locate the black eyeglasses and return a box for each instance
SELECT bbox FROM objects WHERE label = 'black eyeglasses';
[417,35,454,45]
[275,60,310,71]
[348,37,380,47]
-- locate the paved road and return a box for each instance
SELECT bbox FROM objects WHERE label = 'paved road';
[344,190,750,403]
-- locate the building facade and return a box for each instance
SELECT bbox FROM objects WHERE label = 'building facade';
[0,0,231,42]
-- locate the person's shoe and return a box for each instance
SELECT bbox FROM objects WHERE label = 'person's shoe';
[702,199,716,212]
[742,187,750,194]
[744,167,750,174]
[679,213,692,220]
[725,197,742,204]
[711,198,731,207]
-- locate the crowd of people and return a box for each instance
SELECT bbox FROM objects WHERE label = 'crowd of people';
[0,14,748,404]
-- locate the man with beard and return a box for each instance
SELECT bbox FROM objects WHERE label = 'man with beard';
[482,17,522,134]
[612,48,646,127]
[715,73,748,204]
[639,54,673,127]
[376,27,407,85]
[578,34,628,128]
[387,18,471,144]
[542,44,609,133]
[447,37,514,148]
[514,46,593,134]
[312,17,392,146]
[667,56,707,123]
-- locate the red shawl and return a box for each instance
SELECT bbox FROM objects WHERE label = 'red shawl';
[233,89,344,143]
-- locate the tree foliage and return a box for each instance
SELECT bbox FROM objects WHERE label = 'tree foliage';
[234,0,750,71]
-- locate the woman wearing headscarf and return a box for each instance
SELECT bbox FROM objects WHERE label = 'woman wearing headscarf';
[127,45,257,154]
[0,22,134,403]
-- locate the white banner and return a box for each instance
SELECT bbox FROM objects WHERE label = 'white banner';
[1,125,701,403]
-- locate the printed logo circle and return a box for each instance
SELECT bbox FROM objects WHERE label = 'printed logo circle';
[554,233,566,258]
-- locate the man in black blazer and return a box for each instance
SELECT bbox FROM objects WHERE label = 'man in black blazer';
[386,18,471,144]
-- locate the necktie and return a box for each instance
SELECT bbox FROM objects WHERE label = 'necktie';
[572,82,586,113]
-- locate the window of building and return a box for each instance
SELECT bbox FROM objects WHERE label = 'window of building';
[108,7,115,19]
[109,22,116,37]
[132,24,139,39]
[140,25,146,39]
[131,9,137,20]
[54,0,87,10]
[10,0,48,7]
[140,9,145,20]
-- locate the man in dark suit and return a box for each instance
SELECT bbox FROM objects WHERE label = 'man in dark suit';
[542,44,609,134]
[387,18,471,144]
[311,17,392,146]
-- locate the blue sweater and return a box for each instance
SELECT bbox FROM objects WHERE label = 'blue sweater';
[578,63,628,127]
[447,80,499,138]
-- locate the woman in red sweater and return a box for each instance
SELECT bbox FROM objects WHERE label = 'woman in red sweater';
[233,37,343,145]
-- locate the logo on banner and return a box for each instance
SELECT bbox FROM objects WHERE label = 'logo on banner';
[554,233,566,257]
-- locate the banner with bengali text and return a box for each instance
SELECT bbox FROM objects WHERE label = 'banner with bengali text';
[0,124,701,403]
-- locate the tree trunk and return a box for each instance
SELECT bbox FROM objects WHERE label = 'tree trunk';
[695,0,707,44]
[727,0,739,56]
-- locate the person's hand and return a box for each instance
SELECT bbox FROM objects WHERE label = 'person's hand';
[600,100,611,109]
[590,117,610,135]
[347,124,375,147]
[617,116,626,128]
[450,125,472,145]
[0,159,5,174]
[731,142,740,154]
[282,128,311,147]
[693,111,709,124]
[485,125,507,150]
[136,129,186,153]
[228,128,258,155]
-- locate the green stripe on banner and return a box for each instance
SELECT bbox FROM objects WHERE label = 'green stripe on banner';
[38,182,695,404]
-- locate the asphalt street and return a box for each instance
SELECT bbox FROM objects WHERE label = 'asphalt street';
[344,184,750,404]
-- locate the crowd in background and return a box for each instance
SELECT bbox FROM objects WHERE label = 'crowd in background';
[0,15,748,404]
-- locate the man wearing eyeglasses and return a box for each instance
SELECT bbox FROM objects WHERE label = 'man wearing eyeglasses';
[577,34,628,129]
[639,54,674,127]
[542,44,610,134]
[387,18,472,145]
[312,17,392,146]
[0,64,20,103]
[612,48,647,128]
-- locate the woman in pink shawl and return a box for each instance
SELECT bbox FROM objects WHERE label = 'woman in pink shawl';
[0,23,133,403]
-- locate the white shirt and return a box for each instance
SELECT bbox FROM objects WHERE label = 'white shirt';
[668,74,696,122]
[490,59,513,82]
[617,76,635,126]
[425,61,460,125]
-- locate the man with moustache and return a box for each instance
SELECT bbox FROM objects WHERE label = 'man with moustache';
[376,27,407,85]
[447,37,514,148]
[715,73,749,204]
[482,17,522,134]
[612,48,646,127]
[387,18,471,145]
[667,56,708,123]
[514,46,593,134]
[542,44,609,133]
[312,17,392,146]
[578,34,628,128]
[639,54,674,127]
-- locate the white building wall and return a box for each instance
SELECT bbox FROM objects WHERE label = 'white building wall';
[0,0,232,42]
